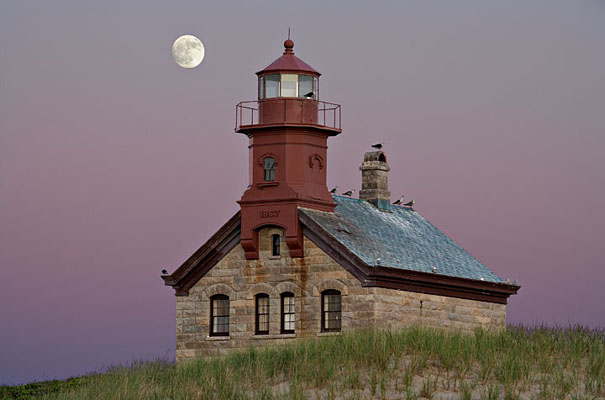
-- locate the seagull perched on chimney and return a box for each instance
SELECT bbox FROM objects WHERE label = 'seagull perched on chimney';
[330,186,338,194]
[371,142,384,150]
[342,189,355,197]
[392,195,405,205]
[404,199,415,208]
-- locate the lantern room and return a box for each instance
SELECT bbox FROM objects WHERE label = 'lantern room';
[257,38,319,100]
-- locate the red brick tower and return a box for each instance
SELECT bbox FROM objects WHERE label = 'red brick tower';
[236,38,341,260]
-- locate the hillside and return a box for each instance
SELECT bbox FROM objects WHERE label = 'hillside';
[1,326,603,400]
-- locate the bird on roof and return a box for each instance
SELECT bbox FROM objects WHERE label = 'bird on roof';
[371,142,384,150]
[392,195,405,205]
[303,91,315,98]
[404,199,415,208]
[161,269,168,275]
[330,186,338,194]
[432,266,437,273]
[342,189,355,197]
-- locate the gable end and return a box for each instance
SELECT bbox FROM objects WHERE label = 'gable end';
[162,212,241,296]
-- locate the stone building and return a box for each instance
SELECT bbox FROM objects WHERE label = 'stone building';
[162,38,519,361]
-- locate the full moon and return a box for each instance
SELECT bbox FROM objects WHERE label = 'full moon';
[172,35,205,68]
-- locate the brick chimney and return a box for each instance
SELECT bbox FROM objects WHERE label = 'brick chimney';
[359,151,391,210]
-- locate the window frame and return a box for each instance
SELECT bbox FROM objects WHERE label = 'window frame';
[255,293,270,335]
[264,157,275,181]
[321,290,341,333]
[280,292,295,334]
[209,294,230,337]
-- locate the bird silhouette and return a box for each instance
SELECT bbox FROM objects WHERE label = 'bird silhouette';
[342,189,355,197]
[303,91,315,98]
[161,269,168,275]
[330,186,338,194]
[404,199,415,208]
[392,195,405,205]
[371,142,384,150]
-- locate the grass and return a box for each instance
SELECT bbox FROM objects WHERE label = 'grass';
[1,325,603,400]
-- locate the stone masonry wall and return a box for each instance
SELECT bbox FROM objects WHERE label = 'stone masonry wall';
[175,227,506,362]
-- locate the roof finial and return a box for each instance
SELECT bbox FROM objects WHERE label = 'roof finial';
[284,27,294,54]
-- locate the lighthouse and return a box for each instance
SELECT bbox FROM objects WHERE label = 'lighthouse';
[235,38,342,260]
[163,37,518,360]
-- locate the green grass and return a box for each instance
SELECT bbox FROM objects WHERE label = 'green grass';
[1,325,603,400]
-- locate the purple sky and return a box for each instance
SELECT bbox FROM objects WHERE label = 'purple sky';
[1,0,604,385]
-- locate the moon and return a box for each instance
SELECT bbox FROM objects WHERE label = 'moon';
[172,35,205,68]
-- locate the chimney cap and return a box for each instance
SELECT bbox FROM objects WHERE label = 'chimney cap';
[363,151,387,163]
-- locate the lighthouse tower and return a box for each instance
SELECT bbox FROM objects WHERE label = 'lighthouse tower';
[235,38,341,260]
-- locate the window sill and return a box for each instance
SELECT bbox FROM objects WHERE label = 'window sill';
[257,182,279,189]
[317,331,341,337]
[251,333,297,340]
[206,335,231,341]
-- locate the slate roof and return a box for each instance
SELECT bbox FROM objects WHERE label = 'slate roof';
[299,196,503,283]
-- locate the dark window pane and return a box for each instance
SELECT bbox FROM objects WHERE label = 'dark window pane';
[272,234,280,256]
[299,75,313,98]
[264,157,275,181]
[265,74,279,98]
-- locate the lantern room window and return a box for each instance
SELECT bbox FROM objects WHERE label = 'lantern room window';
[299,75,313,98]
[265,74,280,98]
[264,157,275,181]
[280,74,298,97]
[258,74,318,99]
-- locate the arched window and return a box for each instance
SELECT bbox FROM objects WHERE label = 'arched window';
[281,292,295,334]
[255,293,270,335]
[210,294,229,336]
[321,290,341,332]
[264,157,275,181]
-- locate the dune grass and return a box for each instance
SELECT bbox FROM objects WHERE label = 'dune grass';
[1,325,603,399]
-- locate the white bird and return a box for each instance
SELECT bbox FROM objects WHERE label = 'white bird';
[404,199,415,208]
[330,186,338,194]
[393,196,405,205]
[371,142,384,150]
[342,189,355,197]
[431,266,437,273]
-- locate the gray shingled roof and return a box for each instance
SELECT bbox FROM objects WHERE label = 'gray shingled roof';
[299,196,503,283]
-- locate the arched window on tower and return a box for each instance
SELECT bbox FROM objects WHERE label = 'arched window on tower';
[264,157,275,181]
